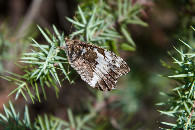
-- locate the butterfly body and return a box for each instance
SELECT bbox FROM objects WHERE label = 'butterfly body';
[65,39,130,91]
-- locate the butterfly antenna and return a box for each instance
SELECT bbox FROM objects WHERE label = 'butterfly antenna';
[69,12,77,40]
[67,12,77,72]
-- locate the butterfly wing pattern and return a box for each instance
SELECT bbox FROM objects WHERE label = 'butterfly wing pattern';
[64,39,130,91]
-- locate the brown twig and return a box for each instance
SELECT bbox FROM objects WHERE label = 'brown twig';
[16,0,43,39]
[189,100,195,119]
[186,100,195,129]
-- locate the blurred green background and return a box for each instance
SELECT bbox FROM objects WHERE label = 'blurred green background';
[0,0,195,129]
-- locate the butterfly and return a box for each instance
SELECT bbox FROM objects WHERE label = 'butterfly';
[64,39,130,91]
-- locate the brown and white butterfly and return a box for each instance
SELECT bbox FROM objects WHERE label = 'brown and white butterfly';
[64,39,130,91]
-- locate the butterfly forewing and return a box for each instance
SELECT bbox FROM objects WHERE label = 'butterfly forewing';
[64,40,130,91]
